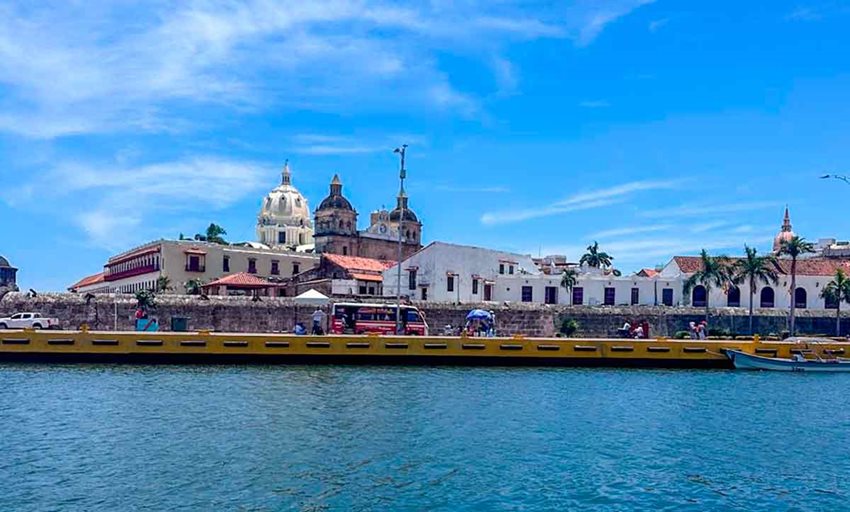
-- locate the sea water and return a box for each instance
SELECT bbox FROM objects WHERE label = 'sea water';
[1,364,848,511]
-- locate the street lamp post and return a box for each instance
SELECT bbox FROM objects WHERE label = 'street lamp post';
[393,144,408,335]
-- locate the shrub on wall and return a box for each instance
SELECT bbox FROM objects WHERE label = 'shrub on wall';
[559,318,579,337]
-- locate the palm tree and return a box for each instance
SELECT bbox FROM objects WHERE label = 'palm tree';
[732,246,778,335]
[135,289,156,313]
[205,223,228,245]
[560,268,578,305]
[821,268,850,337]
[185,278,205,296]
[156,275,172,293]
[779,236,815,336]
[683,249,732,327]
[580,242,613,269]
[193,223,228,244]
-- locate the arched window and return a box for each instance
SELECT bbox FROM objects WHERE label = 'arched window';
[825,291,839,309]
[692,285,707,308]
[727,286,741,307]
[760,287,775,308]
[795,287,807,309]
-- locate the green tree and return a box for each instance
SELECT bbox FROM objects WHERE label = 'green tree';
[560,268,578,305]
[683,249,732,327]
[821,268,850,337]
[184,278,205,296]
[156,275,172,293]
[779,236,815,336]
[579,241,613,269]
[204,223,228,244]
[135,289,156,313]
[559,317,579,337]
[732,246,778,335]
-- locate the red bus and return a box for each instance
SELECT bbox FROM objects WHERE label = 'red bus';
[331,303,429,335]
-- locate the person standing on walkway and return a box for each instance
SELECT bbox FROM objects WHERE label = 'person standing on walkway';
[312,307,326,335]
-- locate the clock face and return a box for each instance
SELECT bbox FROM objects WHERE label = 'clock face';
[379,224,387,234]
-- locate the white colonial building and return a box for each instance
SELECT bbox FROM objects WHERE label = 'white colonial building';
[380,209,850,312]
[495,269,664,306]
[256,162,314,250]
[382,242,539,302]
[69,239,318,296]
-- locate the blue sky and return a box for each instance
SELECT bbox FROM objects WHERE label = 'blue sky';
[2,0,850,291]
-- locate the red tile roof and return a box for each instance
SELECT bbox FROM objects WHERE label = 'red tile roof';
[775,258,850,276]
[637,268,658,277]
[674,256,850,277]
[350,272,383,282]
[673,256,710,274]
[323,253,395,273]
[203,272,271,288]
[69,272,105,291]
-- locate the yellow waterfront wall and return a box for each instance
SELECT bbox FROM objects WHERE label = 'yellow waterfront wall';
[2,329,847,366]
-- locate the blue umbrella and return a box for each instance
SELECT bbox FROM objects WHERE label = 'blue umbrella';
[466,309,492,321]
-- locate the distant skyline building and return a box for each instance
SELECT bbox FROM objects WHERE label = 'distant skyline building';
[772,206,795,253]
[313,174,422,261]
[0,255,18,293]
[256,161,314,250]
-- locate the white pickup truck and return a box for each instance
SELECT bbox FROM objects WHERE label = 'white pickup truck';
[0,312,61,330]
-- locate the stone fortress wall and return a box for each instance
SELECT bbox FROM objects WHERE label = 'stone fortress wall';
[3,293,849,338]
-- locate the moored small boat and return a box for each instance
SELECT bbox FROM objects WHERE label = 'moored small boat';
[725,349,850,372]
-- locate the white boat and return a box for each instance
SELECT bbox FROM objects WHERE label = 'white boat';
[725,349,850,372]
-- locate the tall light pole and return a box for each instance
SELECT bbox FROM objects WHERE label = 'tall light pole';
[393,144,407,335]
[821,174,850,185]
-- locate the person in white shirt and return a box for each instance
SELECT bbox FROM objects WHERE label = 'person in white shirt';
[312,308,326,335]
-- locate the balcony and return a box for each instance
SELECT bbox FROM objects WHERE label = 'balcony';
[105,264,160,281]
[185,265,206,273]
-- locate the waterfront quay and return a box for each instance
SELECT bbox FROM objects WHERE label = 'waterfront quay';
[2,328,848,368]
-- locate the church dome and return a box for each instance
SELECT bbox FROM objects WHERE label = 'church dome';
[317,174,355,212]
[389,208,418,223]
[773,206,795,253]
[388,187,418,223]
[0,255,10,268]
[258,163,312,228]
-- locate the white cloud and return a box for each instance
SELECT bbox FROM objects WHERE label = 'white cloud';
[640,201,782,218]
[785,7,822,21]
[648,18,669,32]
[26,156,268,248]
[570,0,656,46]
[481,179,680,225]
[579,100,611,108]
[289,133,426,156]
[589,224,673,239]
[0,0,652,138]
[435,185,510,193]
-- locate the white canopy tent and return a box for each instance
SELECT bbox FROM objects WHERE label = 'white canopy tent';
[294,289,330,306]
[292,289,331,334]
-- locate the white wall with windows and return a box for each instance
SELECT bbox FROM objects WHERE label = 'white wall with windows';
[494,272,662,306]
[382,242,539,303]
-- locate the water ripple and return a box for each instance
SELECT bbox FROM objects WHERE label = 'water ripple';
[1,364,849,511]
